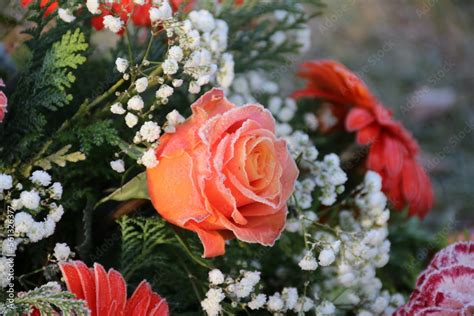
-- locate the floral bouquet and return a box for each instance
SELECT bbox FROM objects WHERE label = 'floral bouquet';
[0,0,472,315]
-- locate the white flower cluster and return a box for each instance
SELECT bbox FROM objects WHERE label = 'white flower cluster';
[157,9,234,94]
[202,269,316,315]
[228,72,279,106]
[0,170,65,288]
[273,7,312,53]
[1,170,64,245]
[311,154,347,206]
[297,171,404,315]
[283,129,346,209]
[109,9,233,170]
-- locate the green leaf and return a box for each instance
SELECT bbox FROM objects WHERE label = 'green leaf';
[34,144,86,170]
[96,172,149,206]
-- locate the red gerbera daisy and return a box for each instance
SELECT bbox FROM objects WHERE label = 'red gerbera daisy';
[59,261,169,316]
[293,59,434,218]
[394,241,474,316]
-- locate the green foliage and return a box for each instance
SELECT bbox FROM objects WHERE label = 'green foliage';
[5,283,88,316]
[34,144,86,170]
[118,216,174,280]
[34,28,88,111]
[97,172,149,206]
[218,0,323,73]
[379,214,448,294]
[75,119,119,154]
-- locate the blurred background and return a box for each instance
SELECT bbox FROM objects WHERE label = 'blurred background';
[297,0,474,235]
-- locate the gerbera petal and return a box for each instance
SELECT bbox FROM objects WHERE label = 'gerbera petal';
[346,108,375,131]
[59,262,85,301]
[94,263,112,316]
[108,269,127,315]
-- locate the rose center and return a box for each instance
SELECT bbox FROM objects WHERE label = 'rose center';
[245,140,275,190]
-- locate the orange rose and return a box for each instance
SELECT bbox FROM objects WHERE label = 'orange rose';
[147,89,298,257]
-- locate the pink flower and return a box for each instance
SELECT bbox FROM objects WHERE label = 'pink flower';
[59,261,169,316]
[395,242,474,316]
[0,90,7,123]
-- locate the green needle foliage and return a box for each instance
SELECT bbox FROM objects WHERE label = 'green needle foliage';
[4,283,88,316]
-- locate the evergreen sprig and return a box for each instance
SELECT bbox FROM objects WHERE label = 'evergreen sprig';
[6,283,88,316]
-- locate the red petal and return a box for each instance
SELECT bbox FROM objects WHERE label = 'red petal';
[345,108,375,131]
[384,136,405,177]
[59,262,85,300]
[402,159,420,205]
[147,292,168,316]
[356,123,381,145]
[94,263,112,316]
[367,134,385,171]
[74,261,97,316]
[125,281,152,315]
[108,269,127,315]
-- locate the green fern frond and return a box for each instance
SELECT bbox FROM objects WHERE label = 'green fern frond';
[35,28,88,111]
[118,216,174,280]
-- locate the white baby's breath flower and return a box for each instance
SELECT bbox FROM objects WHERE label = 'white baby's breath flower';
[217,53,234,88]
[0,174,13,190]
[172,79,183,88]
[30,170,52,187]
[267,293,284,312]
[168,46,184,62]
[86,0,100,14]
[299,252,318,271]
[110,159,125,173]
[50,182,63,200]
[103,15,123,33]
[125,113,139,128]
[317,300,335,315]
[58,8,76,23]
[201,288,225,316]
[110,103,126,115]
[164,110,185,133]
[188,10,216,32]
[141,149,159,168]
[20,190,41,210]
[208,269,225,285]
[115,58,129,73]
[139,121,161,143]
[53,243,71,262]
[48,204,64,222]
[149,1,172,22]
[135,77,149,93]
[0,257,12,288]
[188,81,201,94]
[14,212,34,234]
[319,248,336,266]
[156,84,174,99]
[248,294,266,310]
[162,59,179,75]
[127,95,144,111]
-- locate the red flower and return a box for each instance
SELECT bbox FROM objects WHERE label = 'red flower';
[395,242,474,316]
[293,60,434,218]
[21,0,58,16]
[59,261,169,316]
